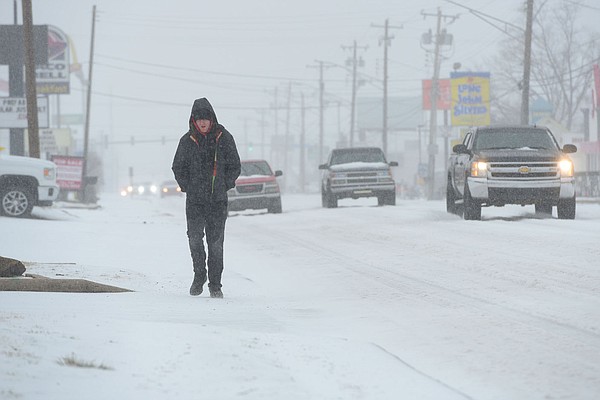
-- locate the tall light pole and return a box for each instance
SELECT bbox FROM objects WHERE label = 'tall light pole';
[342,40,367,147]
[308,60,334,164]
[83,5,96,178]
[520,0,534,125]
[372,19,402,157]
[422,8,458,200]
[22,0,40,158]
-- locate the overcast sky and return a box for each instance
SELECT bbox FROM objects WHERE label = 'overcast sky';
[1,0,599,189]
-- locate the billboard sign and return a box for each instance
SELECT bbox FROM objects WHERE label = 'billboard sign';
[0,96,49,128]
[52,155,84,190]
[450,72,491,126]
[34,25,70,94]
[422,79,451,110]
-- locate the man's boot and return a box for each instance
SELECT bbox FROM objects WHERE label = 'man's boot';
[209,287,223,298]
[189,273,206,296]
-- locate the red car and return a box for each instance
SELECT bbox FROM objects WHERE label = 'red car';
[228,160,283,213]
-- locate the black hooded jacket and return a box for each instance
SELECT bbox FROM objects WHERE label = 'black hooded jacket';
[172,98,241,204]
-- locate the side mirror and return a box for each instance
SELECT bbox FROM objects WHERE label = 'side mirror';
[453,144,469,154]
[318,163,328,170]
[389,161,399,167]
[562,144,577,154]
[274,170,283,177]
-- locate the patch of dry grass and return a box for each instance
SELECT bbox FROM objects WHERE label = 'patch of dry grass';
[57,354,113,371]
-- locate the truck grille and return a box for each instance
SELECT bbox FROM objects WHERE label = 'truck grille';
[489,161,559,179]
[237,184,263,194]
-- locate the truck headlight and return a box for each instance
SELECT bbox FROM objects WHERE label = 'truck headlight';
[470,161,488,177]
[43,167,55,180]
[265,182,280,193]
[559,159,574,177]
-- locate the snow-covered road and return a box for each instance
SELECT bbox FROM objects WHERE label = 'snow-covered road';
[1,194,599,399]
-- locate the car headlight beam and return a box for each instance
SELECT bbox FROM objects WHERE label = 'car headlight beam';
[559,159,574,177]
[470,161,488,177]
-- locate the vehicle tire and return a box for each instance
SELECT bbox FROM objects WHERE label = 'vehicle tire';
[0,186,34,218]
[322,186,337,208]
[446,177,458,214]
[534,202,553,216]
[377,191,396,206]
[385,191,396,206]
[327,192,337,208]
[557,196,576,220]
[267,197,283,214]
[463,182,481,220]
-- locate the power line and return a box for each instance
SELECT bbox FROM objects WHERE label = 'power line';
[96,54,316,83]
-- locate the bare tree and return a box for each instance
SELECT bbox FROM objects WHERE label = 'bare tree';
[490,1,600,129]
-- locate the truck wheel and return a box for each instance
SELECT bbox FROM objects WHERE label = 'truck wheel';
[446,178,458,214]
[321,190,328,207]
[557,196,576,219]
[386,191,396,206]
[324,190,337,208]
[267,197,282,214]
[535,202,553,216]
[378,192,395,206]
[1,186,34,218]
[463,182,481,220]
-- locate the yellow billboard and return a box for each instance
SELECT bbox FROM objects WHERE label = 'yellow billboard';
[450,72,490,126]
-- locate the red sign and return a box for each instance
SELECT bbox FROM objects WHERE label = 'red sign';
[422,79,451,110]
[52,155,84,190]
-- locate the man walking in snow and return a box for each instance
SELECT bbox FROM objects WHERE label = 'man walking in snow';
[172,98,241,298]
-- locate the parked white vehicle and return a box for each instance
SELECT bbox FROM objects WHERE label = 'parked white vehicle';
[0,152,60,217]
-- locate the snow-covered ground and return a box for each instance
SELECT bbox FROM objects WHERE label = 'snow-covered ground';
[1,193,599,399]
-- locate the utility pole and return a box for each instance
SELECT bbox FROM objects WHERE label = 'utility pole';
[521,0,534,125]
[372,19,402,157]
[342,40,367,147]
[308,60,334,164]
[422,8,458,200]
[284,81,292,191]
[83,5,96,185]
[9,0,24,155]
[260,109,266,159]
[22,0,40,158]
[300,93,306,193]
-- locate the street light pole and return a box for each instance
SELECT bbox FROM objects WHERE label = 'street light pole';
[520,0,534,125]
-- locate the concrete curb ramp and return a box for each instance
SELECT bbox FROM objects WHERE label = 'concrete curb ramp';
[0,274,133,293]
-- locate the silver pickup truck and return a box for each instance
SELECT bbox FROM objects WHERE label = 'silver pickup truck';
[446,125,577,220]
[319,147,398,208]
[0,152,60,217]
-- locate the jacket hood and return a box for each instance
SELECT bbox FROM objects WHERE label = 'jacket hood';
[190,98,218,124]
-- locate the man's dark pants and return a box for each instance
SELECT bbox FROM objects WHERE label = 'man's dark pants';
[186,199,228,290]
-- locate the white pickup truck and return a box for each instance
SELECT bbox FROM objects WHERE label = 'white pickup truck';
[0,152,60,217]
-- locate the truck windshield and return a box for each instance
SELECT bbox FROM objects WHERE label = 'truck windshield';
[473,129,558,151]
[330,149,386,165]
[240,161,272,176]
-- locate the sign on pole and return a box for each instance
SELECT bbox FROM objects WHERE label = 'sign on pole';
[52,155,84,190]
[0,97,49,128]
[422,79,451,110]
[35,25,70,94]
[450,72,491,126]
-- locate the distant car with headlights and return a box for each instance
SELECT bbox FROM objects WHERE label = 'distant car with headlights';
[120,182,158,197]
[318,147,398,208]
[446,125,577,220]
[160,180,182,197]
[0,152,59,217]
[227,159,282,213]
